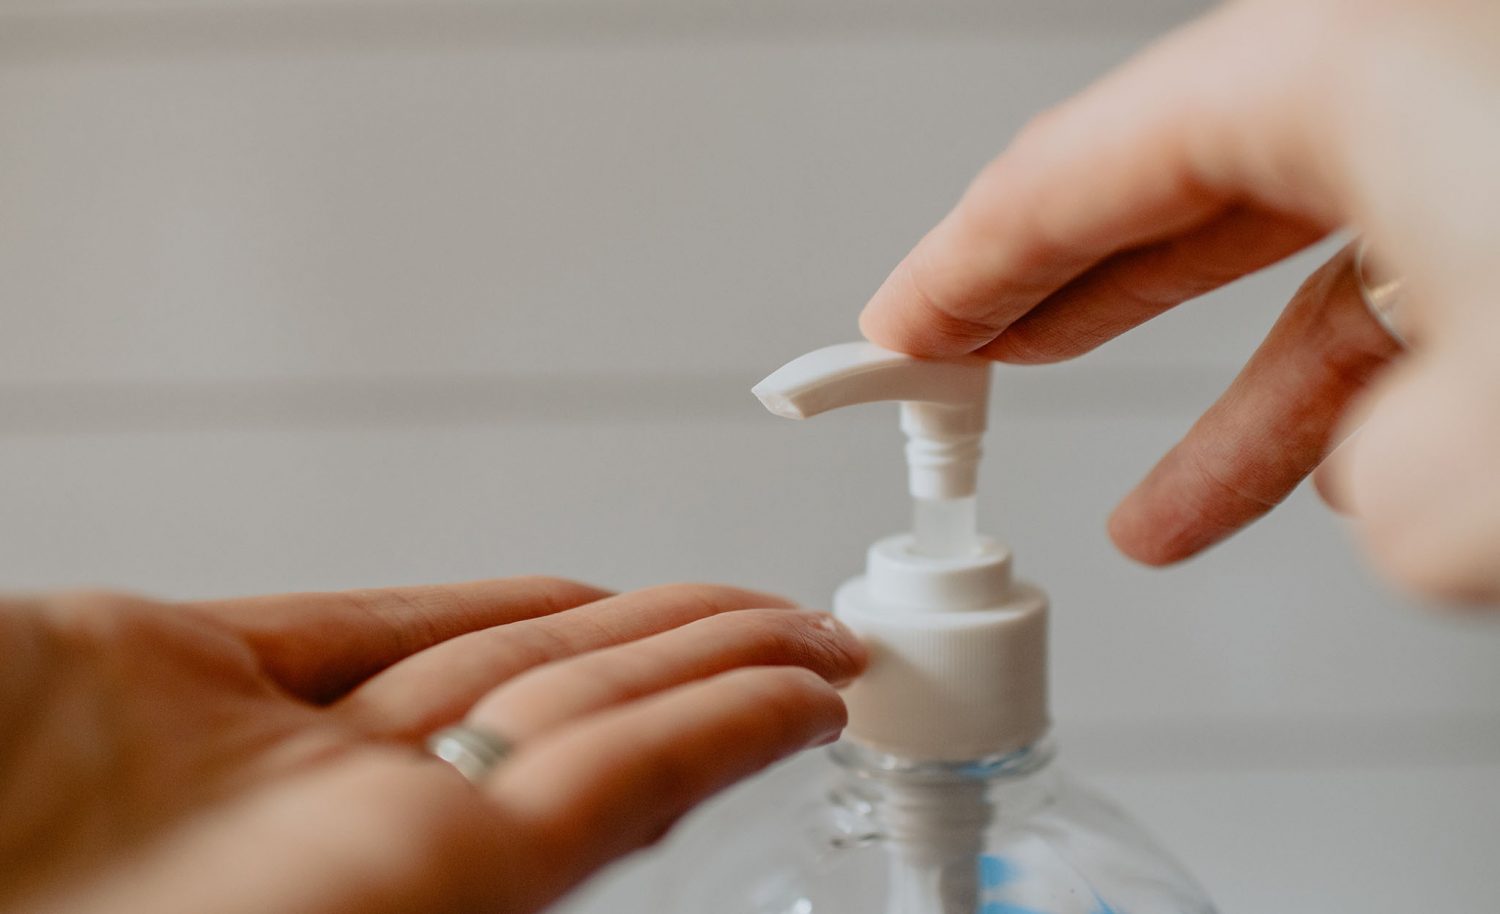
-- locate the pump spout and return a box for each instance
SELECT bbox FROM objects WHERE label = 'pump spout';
[753,342,991,557]
[752,342,988,426]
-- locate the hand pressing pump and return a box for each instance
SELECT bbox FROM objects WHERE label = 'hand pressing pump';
[634,342,1217,914]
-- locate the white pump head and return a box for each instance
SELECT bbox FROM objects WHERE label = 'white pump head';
[755,341,1048,762]
[753,341,989,501]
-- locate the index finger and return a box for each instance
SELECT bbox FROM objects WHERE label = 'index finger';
[858,3,1332,357]
[186,576,612,702]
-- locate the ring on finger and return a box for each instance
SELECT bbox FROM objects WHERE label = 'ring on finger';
[1354,239,1408,347]
[426,724,516,786]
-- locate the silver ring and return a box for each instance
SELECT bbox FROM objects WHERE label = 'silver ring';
[1354,239,1407,346]
[426,724,514,785]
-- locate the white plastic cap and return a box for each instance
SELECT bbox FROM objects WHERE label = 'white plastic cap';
[754,342,1049,762]
[835,536,1048,761]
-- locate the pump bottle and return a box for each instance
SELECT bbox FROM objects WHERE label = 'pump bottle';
[647,342,1218,914]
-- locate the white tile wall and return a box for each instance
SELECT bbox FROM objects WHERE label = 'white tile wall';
[2,2,1496,911]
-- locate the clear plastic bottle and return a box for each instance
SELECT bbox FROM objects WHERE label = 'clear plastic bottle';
[625,342,1217,914]
[657,738,1216,914]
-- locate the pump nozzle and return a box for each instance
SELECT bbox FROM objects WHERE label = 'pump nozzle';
[754,342,990,557]
[751,342,988,427]
[752,341,1046,762]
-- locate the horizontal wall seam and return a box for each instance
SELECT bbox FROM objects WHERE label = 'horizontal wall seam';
[0,364,1233,435]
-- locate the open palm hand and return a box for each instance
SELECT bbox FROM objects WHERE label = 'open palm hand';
[0,578,862,914]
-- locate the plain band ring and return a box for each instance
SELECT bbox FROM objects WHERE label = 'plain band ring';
[1354,239,1407,347]
[426,724,515,786]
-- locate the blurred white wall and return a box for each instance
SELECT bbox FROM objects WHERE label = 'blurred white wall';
[1,2,1497,911]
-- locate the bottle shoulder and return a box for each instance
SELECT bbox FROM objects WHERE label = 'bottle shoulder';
[651,747,1217,914]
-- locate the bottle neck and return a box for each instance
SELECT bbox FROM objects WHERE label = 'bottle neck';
[830,737,1056,781]
[828,737,1058,844]
[825,738,1058,914]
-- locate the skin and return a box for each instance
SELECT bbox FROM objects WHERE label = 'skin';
[860,0,1500,603]
[0,579,865,914]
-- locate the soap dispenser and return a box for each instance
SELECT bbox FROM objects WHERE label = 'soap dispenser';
[650,342,1217,914]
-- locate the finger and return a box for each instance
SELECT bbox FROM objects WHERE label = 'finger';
[468,609,864,740]
[1108,243,1402,565]
[1311,387,1383,514]
[185,577,612,703]
[1312,439,1354,514]
[480,666,846,912]
[1337,350,1500,604]
[978,207,1326,363]
[859,3,1339,358]
[338,583,801,741]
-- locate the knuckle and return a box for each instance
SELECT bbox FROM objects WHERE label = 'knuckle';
[1095,259,1175,315]
[1184,443,1281,514]
[989,319,1074,365]
[344,576,611,655]
[900,244,996,333]
[342,587,448,656]
[900,253,1007,350]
